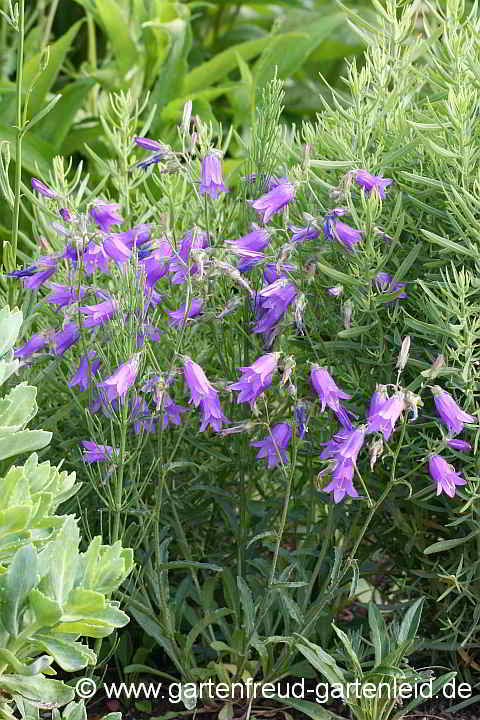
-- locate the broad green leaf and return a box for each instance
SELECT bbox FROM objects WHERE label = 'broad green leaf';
[28,589,63,626]
[95,0,137,76]
[0,675,74,707]
[34,79,96,149]
[33,634,96,672]
[368,602,387,667]
[0,306,23,358]
[397,598,424,647]
[0,429,52,460]
[183,36,270,95]
[237,576,255,634]
[3,544,38,636]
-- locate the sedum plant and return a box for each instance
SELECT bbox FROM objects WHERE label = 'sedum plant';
[0,305,134,719]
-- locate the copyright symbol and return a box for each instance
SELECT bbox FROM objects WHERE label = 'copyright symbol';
[75,677,97,699]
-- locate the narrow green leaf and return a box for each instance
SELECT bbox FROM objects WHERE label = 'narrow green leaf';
[424,530,480,555]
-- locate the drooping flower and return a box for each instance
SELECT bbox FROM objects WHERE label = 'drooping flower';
[183,357,229,432]
[228,352,280,408]
[330,221,364,251]
[250,423,292,468]
[311,366,352,427]
[253,280,297,340]
[9,256,59,290]
[263,262,296,285]
[99,354,140,402]
[296,403,309,438]
[328,285,344,297]
[169,229,209,284]
[428,455,466,498]
[368,384,389,418]
[227,227,270,257]
[32,178,58,198]
[352,169,393,199]
[323,208,363,252]
[45,283,87,308]
[432,386,476,436]
[168,298,204,328]
[83,242,110,275]
[374,272,407,300]
[367,391,405,440]
[447,438,472,452]
[200,153,228,198]
[135,137,170,169]
[319,426,366,503]
[251,181,296,224]
[140,241,173,287]
[53,322,80,355]
[68,351,101,392]
[14,331,48,359]
[82,441,119,463]
[91,203,123,232]
[289,223,319,243]
[162,393,188,429]
[103,235,132,265]
[79,299,119,328]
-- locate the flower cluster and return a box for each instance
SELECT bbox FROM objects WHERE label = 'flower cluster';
[14,161,474,511]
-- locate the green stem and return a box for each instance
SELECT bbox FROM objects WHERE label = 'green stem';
[41,0,60,50]
[8,0,24,307]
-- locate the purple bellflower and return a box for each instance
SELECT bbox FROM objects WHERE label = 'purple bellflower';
[169,230,209,285]
[252,181,296,224]
[296,403,309,438]
[14,332,48,359]
[432,386,476,436]
[183,357,229,432]
[447,438,472,452]
[140,241,173,287]
[228,352,280,408]
[79,299,119,328]
[374,272,407,300]
[263,262,296,285]
[200,153,228,198]
[32,178,58,198]
[428,455,466,498]
[367,391,405,440]
[68,351,101,392]
[289,223,319,243]
[91,203,123,232]
[323,208,364,252]
[45,283,87,308]
[328,286,344,297]
[311,366,353,428]
[83,242,110,275]
[82,441,119,463]
[253,280,297,340]
[59,208,71,222]
[53,322,80,355]
[320,426,366,503]
[168,298,204,328]
[9,256,59,290]
[368,384,389,418]
[99,354,140,402]
[135,137,170,169]
[162,393,188,429]
[228,227,270,255]
[250,423,292,469]
[103,235,132,265]
[353,169,393,199]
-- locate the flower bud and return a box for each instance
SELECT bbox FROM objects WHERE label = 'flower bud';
[396,335,411,371]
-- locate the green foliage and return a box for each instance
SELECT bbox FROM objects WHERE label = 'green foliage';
[294,600,457,720]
